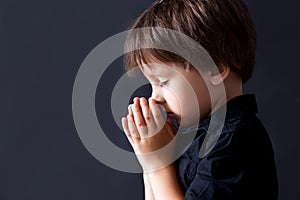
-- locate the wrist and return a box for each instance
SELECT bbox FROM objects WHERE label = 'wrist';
[146,164,183,199]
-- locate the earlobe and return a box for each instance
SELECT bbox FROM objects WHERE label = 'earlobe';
[209,65,230,85]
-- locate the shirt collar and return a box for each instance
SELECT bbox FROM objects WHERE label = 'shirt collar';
[178,94,258,134]
[200,94,258,130]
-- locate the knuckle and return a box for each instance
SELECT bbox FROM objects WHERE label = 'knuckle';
[137,122,145,126]
[131,130,137,135]
[145,115,151,122]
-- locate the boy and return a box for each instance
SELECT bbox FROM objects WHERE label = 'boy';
[121,0,278,199]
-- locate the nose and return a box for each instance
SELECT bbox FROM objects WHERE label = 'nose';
[151,87,165,104]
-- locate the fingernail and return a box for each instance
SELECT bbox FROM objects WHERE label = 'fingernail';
[140,97,146,104]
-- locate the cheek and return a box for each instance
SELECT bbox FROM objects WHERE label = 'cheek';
[167,89,196,115]
[174,83,209,122]
[166,91,181,112]
[180,96,199,115]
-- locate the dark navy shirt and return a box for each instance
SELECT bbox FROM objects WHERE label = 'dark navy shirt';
[174,94,278,200]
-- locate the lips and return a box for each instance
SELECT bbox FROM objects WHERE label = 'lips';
[166,112,179,128]
[167,112,175,118]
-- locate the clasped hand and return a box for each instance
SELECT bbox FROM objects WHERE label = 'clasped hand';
[122,97,177,171]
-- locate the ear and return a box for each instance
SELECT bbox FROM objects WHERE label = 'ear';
[209,65,231,85]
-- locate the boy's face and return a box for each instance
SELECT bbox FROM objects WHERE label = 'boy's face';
[141,62,212,128]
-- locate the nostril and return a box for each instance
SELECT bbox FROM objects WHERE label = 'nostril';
[151,95,166,104]
[151,89,165,103]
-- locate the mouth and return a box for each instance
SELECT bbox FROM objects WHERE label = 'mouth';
[166,112,180,128]
[167,112,175,118]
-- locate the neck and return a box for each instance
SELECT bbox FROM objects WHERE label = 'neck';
[209,71,243,116]
[225,71,243,101]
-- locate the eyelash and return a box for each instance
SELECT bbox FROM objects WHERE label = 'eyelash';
[159,80,168,87]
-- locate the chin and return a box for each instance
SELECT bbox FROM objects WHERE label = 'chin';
[178,117,200,128]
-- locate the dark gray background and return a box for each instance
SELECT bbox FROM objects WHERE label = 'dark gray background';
[0,0,299,199]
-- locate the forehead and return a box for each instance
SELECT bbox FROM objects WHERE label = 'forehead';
[141,62,178,77]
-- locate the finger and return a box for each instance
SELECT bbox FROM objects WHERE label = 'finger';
[132,98,146,126]
[122,117,134,144]
[140,97,152,124]
[122,117,130,136]
[127,114,141,140]
[149,98,164,130]
[132,102,148,138]
[128,104,133,116]
[128,104,132,115]
[140,97,156,136]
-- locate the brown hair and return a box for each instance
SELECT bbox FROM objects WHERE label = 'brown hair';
[124,0,257,83]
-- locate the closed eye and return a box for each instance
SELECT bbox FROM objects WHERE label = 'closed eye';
[159,80,168,87]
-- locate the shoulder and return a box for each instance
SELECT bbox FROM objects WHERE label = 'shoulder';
[174,95,278,198]
[198,113,274,163]
[175,104,272,177]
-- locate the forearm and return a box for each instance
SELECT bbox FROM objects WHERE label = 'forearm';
[147,164,184,200]
[143,173,155,200]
